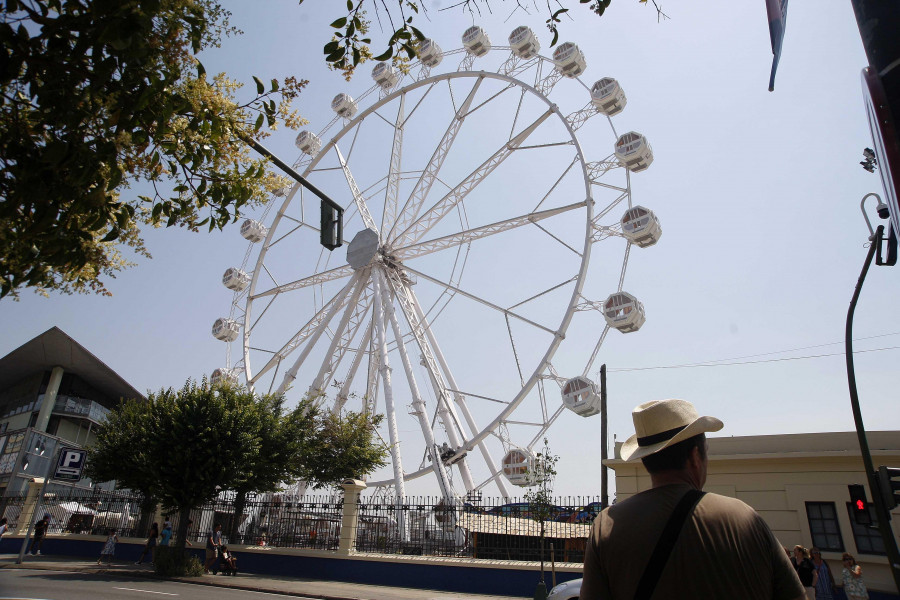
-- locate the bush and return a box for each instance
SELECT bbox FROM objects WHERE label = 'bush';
[154,546,204,577]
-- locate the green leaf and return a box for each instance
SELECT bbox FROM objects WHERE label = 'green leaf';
[347,0,353,9]
[270,78,279,91]
[253,76,264,95]
[197,60,206,77]
[373,47,393,61]
[255,113,264,131]
[101,228,120,242]
[330,17,347,28]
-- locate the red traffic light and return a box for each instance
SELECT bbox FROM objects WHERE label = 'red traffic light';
[856,499,866,511]
[849,484,872,525]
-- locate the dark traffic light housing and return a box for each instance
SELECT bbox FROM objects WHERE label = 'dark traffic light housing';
[877,466,900,512]
[849,484,872,525]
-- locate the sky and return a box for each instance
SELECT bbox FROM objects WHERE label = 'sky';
[2,0,899,499]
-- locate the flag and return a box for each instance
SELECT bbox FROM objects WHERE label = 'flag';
[766,0,789,91]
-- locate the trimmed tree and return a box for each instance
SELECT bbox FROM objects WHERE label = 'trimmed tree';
[86,379,264,563]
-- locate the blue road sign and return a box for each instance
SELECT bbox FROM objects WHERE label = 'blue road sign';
[54,447,87,481]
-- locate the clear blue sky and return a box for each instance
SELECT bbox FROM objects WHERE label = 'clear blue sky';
[2,0,898,498]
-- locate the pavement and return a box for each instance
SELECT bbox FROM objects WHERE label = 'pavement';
[0,553,529,600]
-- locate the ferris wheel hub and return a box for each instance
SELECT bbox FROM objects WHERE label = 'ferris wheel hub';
[347,227,380,270]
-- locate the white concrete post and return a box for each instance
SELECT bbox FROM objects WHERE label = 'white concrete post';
[16,478,45,535]
[338,479,366,555]
[34,366,64,433]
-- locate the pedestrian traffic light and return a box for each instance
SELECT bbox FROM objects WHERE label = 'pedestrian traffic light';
[321,201,343,250]
[849,484,872,525]
[877,466,900,510]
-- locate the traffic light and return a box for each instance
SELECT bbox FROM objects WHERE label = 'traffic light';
[877,466,900,511]
[320,201,343,251]
[849,484,872,525]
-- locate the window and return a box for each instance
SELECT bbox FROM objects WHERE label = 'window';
[805,502,844,552]
[845,503,886,555]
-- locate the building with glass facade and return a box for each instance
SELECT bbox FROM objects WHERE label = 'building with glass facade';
[0,327,144,497]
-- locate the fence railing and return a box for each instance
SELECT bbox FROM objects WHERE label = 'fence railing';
[0,488,605,562]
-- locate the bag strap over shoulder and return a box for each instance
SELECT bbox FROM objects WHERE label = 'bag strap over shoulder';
[633,488,706,600]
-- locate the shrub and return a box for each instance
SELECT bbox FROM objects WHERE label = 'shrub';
[154,546,204,577]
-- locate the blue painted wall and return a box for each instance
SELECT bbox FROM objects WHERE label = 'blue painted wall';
[0,536,581,597]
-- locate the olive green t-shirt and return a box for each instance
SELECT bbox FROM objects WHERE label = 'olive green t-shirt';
[580,484,804,600]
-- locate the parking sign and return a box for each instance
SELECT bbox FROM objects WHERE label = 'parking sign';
[54,448,87,481]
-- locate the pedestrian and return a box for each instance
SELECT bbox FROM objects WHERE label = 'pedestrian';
[0,517,8,540]
[841,553,869,600]
[185,519,194,546]
[29,513,51,555]
[579,398,805,600]
[160,521,173,546]
[135,522,159,565]
[810,547,837,600]
[204,523,222,574]
[792,545,818,600]
[98,528,118,565]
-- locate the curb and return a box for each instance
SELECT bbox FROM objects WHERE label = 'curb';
[0,561,362,600]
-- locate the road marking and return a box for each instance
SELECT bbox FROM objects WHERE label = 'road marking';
[112,588,178,596]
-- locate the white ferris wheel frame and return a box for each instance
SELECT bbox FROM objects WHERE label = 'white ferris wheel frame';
[221,45,639,501]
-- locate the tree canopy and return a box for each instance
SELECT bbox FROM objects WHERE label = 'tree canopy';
[309,0,664,78]
[85,378,388,549]
[0,0,304,298]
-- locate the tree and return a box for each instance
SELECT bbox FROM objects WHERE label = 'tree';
[307,0,667,78]
[86,379,265,555]
[302,408,388,489]
[524,438,558,596]
[224,393,319,543]
[0,0,304,298]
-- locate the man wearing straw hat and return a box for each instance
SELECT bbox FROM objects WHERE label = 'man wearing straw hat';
[579,399,804,600]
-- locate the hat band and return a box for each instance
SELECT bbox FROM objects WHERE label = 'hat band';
[637,425,687,447]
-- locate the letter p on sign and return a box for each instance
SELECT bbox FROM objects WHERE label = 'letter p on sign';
[54,447,87,481]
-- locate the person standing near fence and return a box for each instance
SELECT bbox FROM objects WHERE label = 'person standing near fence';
[0,517,8,540]
[160,521,173,546]
[29,514,50,555]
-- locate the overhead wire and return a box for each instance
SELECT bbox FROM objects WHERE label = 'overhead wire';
[607,331,900,373]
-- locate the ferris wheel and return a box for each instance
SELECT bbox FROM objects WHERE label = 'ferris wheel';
[211,25,661,503]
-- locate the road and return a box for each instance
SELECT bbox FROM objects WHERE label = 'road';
[0,568,315,600]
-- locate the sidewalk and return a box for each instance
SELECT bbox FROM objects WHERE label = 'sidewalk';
[0,553,529,600]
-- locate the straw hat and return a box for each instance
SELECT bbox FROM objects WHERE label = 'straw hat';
[620,399,723,462]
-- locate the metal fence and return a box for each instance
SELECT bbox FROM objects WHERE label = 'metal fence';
[0,488,604,563]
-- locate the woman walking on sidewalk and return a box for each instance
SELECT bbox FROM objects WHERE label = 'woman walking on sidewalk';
[135,522,159,565]
[98,529,118,565]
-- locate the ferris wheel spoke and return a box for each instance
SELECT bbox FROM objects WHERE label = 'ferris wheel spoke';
[335,144,379,233]
[256,272,363,391]
[249,275,359,386]
[387,76,485,244]
[392,107,556,248]
[306,280,374,401]
[398,264,558,336]
[380,93,405,238]
[526,403,567,449]
[251,265,354,300]
[392,201,587,261]
[334,319,374,414]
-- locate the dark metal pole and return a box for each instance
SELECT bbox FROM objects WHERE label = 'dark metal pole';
[600,364,608,509]
[845,224,900,591]
[238,135,343,250]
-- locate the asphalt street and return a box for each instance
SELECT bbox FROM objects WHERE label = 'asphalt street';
[0,568,316,600]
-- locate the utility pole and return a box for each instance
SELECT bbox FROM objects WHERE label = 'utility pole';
[845,222,900,593]
[600,364,608,509]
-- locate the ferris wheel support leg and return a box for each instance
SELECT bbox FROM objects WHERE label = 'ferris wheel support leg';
[276,272,362,397]
[306,275,369,399]
[409,290,513,500]
[372,268,408,541]
[376,270,457,504]
[386,273,477,493]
